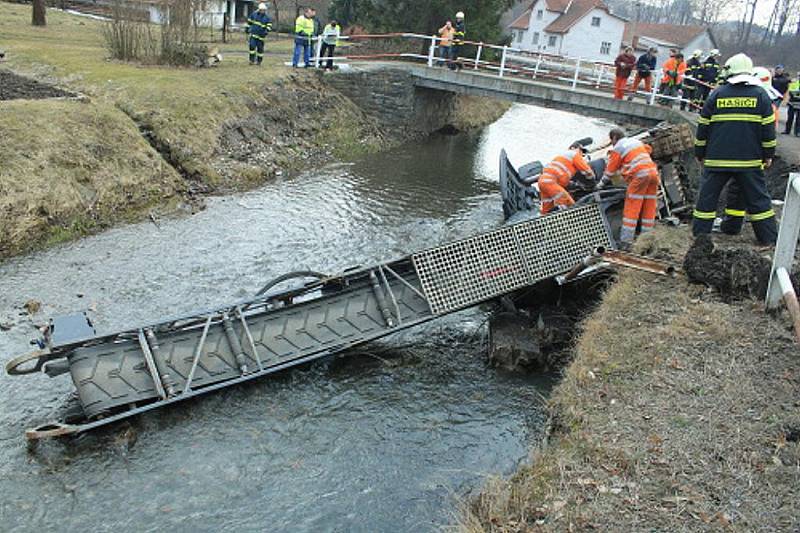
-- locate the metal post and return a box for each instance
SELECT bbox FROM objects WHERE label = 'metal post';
[571,58,581,90]
[767,174,800,310]
[474,43,483,70]
[649,71,661,105]
[533,53,541,79]
[499,45,508,78]
[427,35,436,67]
[314,36,323,69]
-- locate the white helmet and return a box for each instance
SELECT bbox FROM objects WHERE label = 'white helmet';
[710,48,720,56]
[692,49,702,57]
[753,66,771,86]
[455,11,465,19]
[724,53,753,76]
[257,2,267,10]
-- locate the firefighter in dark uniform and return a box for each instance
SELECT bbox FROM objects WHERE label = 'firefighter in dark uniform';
[451,11,466,71]
[692,53,778,245]
[247,3,273,66]
[696,49,721,105]
[681,49,703,111]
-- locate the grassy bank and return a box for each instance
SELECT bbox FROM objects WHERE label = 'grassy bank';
[463,226,800,530]
[0,99,185,256]
[0,2,508,257]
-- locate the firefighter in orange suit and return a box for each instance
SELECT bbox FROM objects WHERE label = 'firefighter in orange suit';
[539,144,594,215]
[597,128,660,248]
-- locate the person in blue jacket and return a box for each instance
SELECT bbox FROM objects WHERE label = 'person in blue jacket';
[247,3,272,66]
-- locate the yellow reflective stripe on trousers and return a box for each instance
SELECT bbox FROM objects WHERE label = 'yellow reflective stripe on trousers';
[724,208,746,217]
[762,139,777,148]
[749,209,775,221]
[693,209,716,219]
[250,34,265,41]
[703,159,763,168]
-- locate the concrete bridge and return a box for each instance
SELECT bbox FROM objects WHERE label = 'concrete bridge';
[326,62,694,133]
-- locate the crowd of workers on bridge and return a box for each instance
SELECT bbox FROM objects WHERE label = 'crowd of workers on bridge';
[544,52,793,249]
[613,46,799,126]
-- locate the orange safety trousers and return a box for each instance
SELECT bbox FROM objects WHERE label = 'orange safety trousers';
[621,169,660,243]
[613,75,629,99]
[539,177,575,214]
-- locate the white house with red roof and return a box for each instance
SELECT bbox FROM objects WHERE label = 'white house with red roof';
[508,0,627,62]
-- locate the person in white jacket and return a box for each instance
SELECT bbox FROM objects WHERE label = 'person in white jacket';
[319,20,341,70]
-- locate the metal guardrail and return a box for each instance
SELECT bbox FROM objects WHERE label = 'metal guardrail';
[766,173,800,342]
[304,32,695,108]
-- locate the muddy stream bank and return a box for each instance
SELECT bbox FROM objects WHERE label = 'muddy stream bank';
[0,104,616,531]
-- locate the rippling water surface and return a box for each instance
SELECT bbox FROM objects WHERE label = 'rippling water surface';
[0,104,613,532]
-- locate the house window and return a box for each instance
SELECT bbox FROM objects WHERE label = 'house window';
[516,31,523,43]
[591,16,601,26]
[548,35,557,47]
[532,32,540,45]
[600,41,611,54]
[536,9,543,19]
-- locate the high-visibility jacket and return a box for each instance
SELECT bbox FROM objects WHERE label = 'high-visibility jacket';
[694,81,776,171]
[246,11,272,39]
[541,149,592,187]
[603,138,657,182]
[788,79,800,105]
[453,20,466,45]
[438,25,455,46]
[661,57,686,85]
[322,23,340,46]
[295,15,314,37]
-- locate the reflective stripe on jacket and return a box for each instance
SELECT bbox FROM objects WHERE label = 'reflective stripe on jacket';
[540,149,592,187]
[453,20,466,45]
[604,138,657,182]
[247,11,272,38]
[322,24,340,45]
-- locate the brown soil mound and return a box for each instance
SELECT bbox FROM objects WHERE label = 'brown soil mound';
[0,70,75,100]
[683,234,799,301]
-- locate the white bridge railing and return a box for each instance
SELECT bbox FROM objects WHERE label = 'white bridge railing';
[766,173,800,342]
[302,33,696,109]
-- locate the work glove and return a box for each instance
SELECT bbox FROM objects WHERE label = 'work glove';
[595,177,610,191]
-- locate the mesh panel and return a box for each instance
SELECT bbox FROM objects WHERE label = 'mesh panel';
[414,205,612,315]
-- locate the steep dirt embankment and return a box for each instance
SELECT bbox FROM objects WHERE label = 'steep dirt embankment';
[462,227,800,531]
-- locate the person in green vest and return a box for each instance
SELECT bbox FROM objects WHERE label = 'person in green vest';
[784,73,800,137]
[292,7,315,68]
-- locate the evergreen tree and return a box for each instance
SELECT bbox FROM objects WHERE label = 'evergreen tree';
[329,0,514,44]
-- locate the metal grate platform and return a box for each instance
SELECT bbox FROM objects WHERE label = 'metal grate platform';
[413,205,613,314]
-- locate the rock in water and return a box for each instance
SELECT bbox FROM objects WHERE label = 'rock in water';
[488,313,543,371]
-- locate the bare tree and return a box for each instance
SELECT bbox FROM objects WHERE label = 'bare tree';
[32,0,46,26]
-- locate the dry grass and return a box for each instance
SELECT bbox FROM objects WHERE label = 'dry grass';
[463,226,800,531]
[0,99,183,256]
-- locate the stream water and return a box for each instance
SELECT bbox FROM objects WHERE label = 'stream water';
[0,104,614,532]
